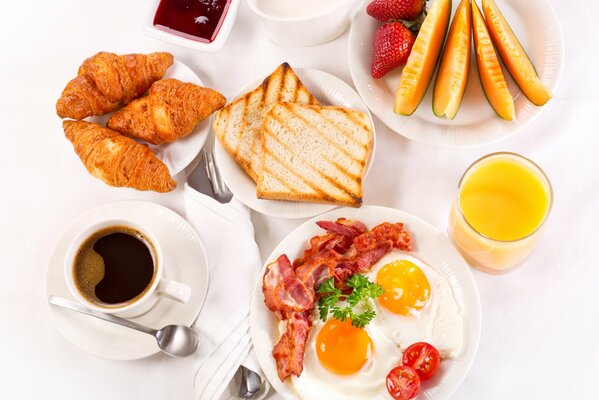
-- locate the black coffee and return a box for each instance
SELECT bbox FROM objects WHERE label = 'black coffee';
[73,226,156,306]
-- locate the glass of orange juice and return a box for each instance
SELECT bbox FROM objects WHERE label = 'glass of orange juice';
[448,152,553,274]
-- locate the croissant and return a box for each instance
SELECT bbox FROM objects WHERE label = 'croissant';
[63,120,176,192]
[56,52,174,120]
[107,78,226,145]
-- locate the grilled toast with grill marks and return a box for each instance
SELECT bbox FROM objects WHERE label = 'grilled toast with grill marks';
[257,102,373,207]
[213,63,319,182]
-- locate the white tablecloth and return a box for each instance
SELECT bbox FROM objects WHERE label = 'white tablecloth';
[1,0,597,398]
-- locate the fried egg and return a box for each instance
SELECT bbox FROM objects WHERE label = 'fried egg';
[291,318,402,399]
[365,251,464,358]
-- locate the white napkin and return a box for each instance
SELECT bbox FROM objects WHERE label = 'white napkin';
[184,184,270,400]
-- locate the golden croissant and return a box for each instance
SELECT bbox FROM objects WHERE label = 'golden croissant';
[63,120,176,192]
[107,78,227,145]
[56,52,174,120]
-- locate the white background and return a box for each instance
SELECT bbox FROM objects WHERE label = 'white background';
[1,0,597,399]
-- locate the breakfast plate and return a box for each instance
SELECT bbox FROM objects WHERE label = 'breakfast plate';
[214,67,377,219]
[46,200,209,360]
[90,59,210,176]
[250,206,481,399]
[348,0,564,147]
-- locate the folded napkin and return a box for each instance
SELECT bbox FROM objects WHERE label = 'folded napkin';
[184,184,270,400]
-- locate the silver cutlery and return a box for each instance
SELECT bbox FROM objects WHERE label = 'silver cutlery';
[188,146,233,203]
[188,145,262,399]
[237,365,263,399]
[48,295,199,357]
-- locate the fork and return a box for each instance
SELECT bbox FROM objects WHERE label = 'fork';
[201,146,233,203]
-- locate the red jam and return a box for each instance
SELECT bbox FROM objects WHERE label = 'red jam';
[153,0,232,43]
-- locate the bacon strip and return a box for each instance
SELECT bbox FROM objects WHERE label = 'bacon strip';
[262,218,413,381]
[354,222,412,252]
[316,218,367,238]
[263,255,313,313]
[271,311,312,381]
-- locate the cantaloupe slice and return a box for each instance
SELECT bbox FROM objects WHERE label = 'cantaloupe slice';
[394,0,452,116]
[482,0,551,106]
[472,0,514,120]
[433,0,472,119]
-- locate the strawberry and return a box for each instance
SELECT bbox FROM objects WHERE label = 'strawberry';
[371,22,415,79]
[367,0,426,22]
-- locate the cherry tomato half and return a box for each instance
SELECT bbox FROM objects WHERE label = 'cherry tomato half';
[402,342,441,381]
[386,365,420,400]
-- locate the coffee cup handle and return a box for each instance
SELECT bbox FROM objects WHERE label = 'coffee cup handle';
[157,279,191,304]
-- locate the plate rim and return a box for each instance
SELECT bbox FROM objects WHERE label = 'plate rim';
[45,200,209,360]
[213,66,377,219]
[249,205,482,400]
[347,0,566,148]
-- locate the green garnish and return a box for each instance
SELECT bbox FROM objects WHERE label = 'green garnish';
[316,275,385,328]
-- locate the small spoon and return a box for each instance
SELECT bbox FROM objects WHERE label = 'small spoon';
[238,365,263,399]
[48,295,199,357]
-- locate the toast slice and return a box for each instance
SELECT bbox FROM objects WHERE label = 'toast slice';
[213,63,319,182]
[257,103,373,207]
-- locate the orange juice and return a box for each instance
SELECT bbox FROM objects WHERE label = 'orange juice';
[448,153,552,273]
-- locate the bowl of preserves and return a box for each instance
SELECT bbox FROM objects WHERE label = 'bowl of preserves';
[146,0,241,51]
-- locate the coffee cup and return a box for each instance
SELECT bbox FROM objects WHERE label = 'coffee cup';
[64,219,191,318]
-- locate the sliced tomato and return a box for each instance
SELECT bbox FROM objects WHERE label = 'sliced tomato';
[386,365,420,400]
[402,342,441,381]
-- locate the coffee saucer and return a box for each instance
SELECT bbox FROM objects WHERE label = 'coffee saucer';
[46,200,209,360]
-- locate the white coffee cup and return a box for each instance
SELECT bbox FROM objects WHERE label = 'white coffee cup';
[64,219,191,318]
[247,0,362,47]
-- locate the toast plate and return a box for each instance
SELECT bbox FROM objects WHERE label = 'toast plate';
[46,201,209,360]
[250,206,481,400]
[89,59,209,176]
[348,0,564,147]
[214,68,376,219]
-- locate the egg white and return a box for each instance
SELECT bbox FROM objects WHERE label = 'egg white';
[365,252,464,359]
[291,319,402,400]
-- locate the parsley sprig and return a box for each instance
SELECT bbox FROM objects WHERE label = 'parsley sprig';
[316,275,385,328]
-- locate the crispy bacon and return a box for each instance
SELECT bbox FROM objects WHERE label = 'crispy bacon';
[354,222,413,253]
[271,311,312,381]
[263,255,313,313]
[345,244,392,273]
[295,255,334,291]
[293,218,365,268]
[293,234,351,269]
[316,218,367,238]
[263,219,413,381]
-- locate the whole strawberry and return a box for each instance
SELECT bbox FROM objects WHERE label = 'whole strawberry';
[371,22,415,79]
[367,0,426,22]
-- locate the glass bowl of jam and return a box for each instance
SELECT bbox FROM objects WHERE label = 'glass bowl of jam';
[146,0,240,51]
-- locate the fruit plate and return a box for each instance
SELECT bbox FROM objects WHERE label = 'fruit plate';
[348,0,564,147]
[250,206,481,400]
[214,67,376,219]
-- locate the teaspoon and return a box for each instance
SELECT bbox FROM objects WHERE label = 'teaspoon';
[48,295,199,357]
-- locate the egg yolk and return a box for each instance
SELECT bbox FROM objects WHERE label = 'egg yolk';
[315,319,372,375]
[376,260,431,316]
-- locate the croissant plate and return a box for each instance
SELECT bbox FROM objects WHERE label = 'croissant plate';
[63,120,176,192]
[107,78,227,145]
[56,52,174,120]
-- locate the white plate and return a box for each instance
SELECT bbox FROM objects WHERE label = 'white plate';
[46,200,209,360]
[250,206,481,400]
[214,68,377,219]
[348,0,565,147]
[90,59,211,176]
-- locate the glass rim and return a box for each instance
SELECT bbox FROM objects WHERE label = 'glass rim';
[457,152,554,243]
